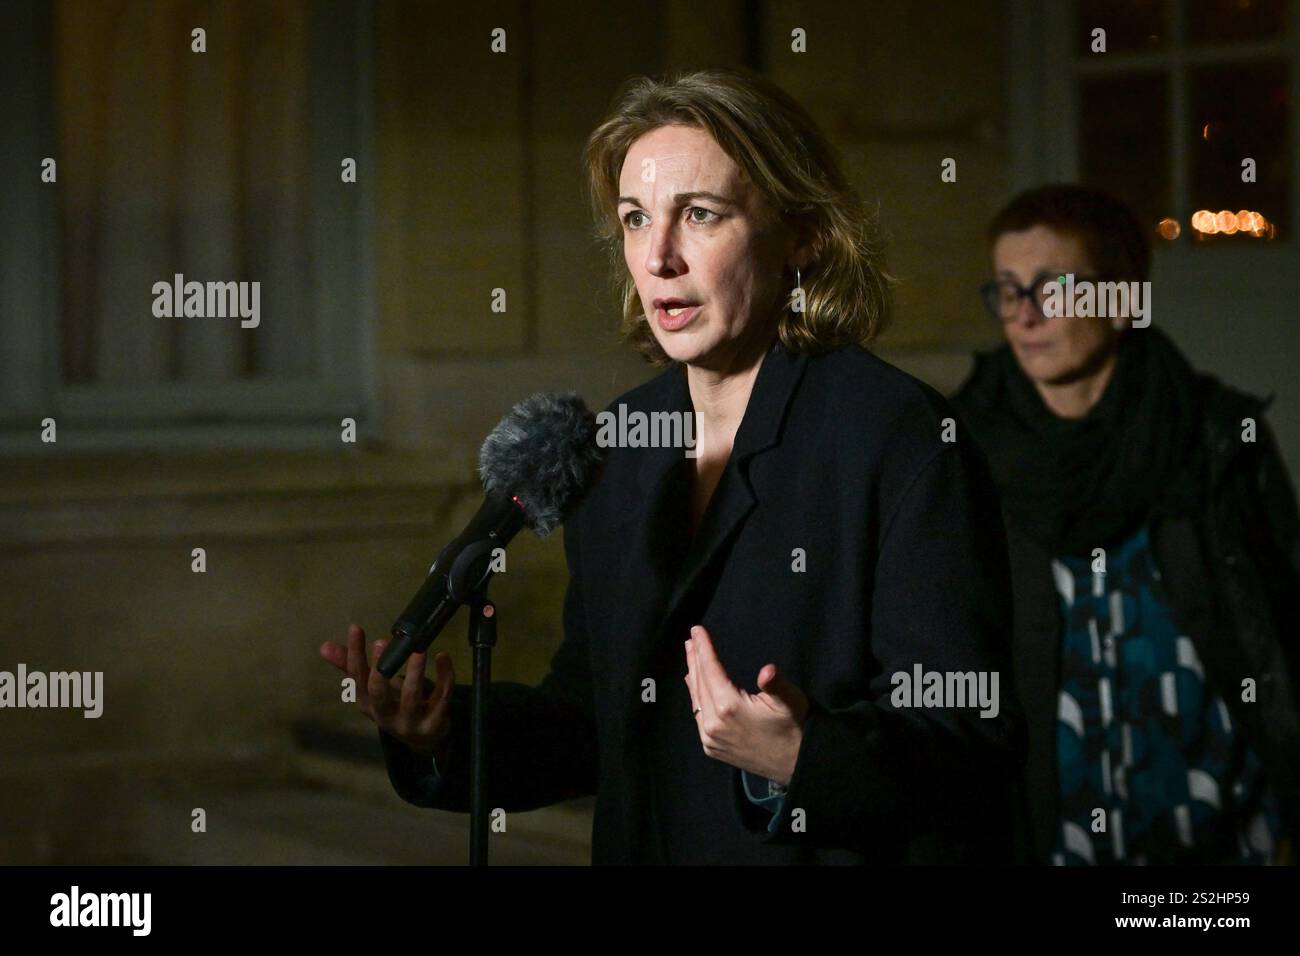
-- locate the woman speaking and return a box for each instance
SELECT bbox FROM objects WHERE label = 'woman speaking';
[321,68,1025,864]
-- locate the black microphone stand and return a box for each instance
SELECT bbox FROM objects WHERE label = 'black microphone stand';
[442,539,503,867]
[382,496,525,865]
[465,587,496,867]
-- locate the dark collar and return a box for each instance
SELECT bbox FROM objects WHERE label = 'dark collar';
[634,338,808,498]
[613,339,810,738]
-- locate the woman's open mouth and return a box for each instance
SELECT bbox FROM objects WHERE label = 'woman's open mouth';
[655,304,701,331]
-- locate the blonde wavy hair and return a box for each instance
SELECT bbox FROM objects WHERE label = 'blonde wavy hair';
[584,67,893,366]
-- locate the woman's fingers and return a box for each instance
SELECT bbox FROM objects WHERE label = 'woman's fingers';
[367,639,397,718]
[689,626,734,713]
[332,625,456,753]
[432,652,454,699]
[400,650,428,712]
[319,640,347,671]
[685,639,703,719]
[346,625,373,713]
[419,652,456,744]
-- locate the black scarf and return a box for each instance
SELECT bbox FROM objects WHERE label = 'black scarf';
[953,326,1206,558]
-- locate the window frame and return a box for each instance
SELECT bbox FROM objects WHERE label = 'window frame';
[1004,0,1299,245]
[0,0,380,455]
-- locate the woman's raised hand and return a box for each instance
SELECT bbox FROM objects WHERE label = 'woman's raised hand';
[319,624,454,765]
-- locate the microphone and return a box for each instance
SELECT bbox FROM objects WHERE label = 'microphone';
[377,392,606,677]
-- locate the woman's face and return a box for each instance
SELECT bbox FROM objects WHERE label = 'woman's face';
[617,124,793,370]
[991,224,1121,387]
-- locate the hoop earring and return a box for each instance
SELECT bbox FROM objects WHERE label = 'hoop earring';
[788,265,804,315]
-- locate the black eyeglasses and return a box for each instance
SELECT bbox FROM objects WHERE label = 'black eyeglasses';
[979,271,1097,322]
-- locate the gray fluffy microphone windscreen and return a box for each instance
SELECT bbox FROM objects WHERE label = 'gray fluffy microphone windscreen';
[478,391,607,537]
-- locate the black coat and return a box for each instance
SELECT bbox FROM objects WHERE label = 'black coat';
[380,339,1027,864]
[954,361,1300,863]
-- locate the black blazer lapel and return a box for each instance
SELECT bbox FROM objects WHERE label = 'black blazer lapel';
[619,341,809,734]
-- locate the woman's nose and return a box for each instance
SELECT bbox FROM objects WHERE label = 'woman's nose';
[1011,293,1043,327]
[645,222,683,277]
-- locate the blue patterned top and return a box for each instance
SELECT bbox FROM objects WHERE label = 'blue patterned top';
[1049,523,1281,864]
[741,771,788,832]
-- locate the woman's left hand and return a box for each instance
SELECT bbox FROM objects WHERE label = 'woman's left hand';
[684,624,810,786]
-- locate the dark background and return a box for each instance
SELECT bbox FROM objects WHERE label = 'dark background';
[1,0,1295,864]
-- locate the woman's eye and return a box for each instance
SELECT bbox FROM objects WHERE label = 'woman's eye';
[687,207,719,224]
[622,210,646,229]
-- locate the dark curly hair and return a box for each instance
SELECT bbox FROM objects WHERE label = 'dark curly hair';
[987,184,1151,282]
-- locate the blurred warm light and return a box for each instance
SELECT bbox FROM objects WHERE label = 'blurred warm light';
[1157,217,1181,240]
[1202,123,1211,139]
[1191,208,1271,238]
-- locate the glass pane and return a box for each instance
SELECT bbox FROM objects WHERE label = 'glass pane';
[55,0,318,386]
[1076,0,1168,55]
[1188,60,1290,240]
[1078,72,1172,237]
[1187,0,1286,46]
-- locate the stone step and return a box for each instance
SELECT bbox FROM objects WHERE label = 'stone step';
[134,780,591,865]
[124,716,595,865]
